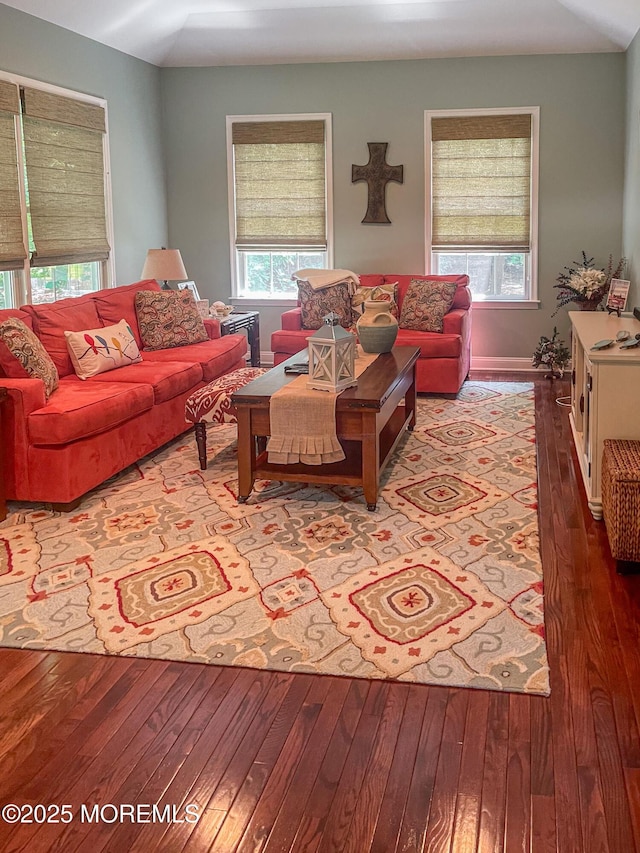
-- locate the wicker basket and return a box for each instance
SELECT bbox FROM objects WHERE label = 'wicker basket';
[601,439,640,566]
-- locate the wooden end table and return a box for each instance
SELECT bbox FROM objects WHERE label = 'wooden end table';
[219,310,260,367]
[231,346,419,511]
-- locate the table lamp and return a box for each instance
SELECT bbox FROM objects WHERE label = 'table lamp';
[141,248,188,290]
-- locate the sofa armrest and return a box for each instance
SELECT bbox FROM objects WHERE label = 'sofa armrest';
[0,378,47,498]
[1,377,47,416]
[203,317,221,339]
[281,308,303,332]
[442,307,468,336]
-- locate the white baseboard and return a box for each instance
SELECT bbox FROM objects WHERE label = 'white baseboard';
[471,356,538,372]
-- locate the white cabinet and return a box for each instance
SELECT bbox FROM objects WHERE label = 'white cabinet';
[569,311,640,519]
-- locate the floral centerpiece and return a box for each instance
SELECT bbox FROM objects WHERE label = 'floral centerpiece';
[552,251,626,315]
[532,327,570,379]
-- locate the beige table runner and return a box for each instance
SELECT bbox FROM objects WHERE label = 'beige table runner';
[267,349,378,465]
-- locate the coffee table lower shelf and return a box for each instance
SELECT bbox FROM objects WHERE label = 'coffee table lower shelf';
[258,404,410,491]
[238,405,413,510]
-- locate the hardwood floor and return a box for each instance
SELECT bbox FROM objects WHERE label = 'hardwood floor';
[0,373,639,852]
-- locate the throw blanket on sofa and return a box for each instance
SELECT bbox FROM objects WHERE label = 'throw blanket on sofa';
[267,349,377,465]
[292,269,360,295]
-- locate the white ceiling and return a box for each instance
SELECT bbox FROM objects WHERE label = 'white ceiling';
[3,0,640,67]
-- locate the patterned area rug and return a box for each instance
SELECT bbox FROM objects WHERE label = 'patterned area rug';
[0,382,549,695]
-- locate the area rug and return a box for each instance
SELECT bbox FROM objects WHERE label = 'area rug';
[0,382,549,695]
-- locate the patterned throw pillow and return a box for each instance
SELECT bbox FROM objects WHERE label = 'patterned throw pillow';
[298,281,353,330]
[0,317,59,398]
[135,290,208,351]
[65,319,143,379]
[351,283,398,318]
[399,278,458,332]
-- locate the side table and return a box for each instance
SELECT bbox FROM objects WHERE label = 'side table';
[218,311,260,367]
[0,387,7,522]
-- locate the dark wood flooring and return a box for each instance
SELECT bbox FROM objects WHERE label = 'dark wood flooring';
[0,373,639,852]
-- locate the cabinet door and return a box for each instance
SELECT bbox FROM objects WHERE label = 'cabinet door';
[583,359,593,483]
[571,331,584,433]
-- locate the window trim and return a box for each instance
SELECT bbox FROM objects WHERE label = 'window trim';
[0,70,115,306]
[424,106,540,306]
[226,112,333,301]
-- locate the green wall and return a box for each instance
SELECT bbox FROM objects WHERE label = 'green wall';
[161,54,626,360]
[624,30,640,308]
[0,2,167,285]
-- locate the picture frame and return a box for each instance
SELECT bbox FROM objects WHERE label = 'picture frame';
[177,280,200,300]
[606,279,631,314]
[195,299,210,318]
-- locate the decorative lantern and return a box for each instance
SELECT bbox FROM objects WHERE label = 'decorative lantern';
[307,312,357,392]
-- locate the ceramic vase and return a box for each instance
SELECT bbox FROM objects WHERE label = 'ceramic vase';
[356,300,399,353]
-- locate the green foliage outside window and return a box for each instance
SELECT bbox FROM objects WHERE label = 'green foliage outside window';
[30,263,101,304]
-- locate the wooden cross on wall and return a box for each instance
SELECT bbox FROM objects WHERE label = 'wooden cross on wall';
[352,142,404,224]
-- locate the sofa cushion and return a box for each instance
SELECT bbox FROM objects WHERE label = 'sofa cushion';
[298,280,353,330]
[65,319,142,379]
[399,278,458,332]
[93,279,160,348]
[22,299,103,377]
[0,317,60,398]
[271,329,313,355]
[90,359,203,405]
[358,275,385,288]
[0,308,33,329]
[395,328,462,358]
[0,308,32,379]
[140,334,248,382]
[135,289,208,350]
[28,376,154,445]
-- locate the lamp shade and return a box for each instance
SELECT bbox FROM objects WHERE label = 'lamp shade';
[141,248,187,282]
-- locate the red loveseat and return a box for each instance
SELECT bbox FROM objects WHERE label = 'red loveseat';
[271,274,472,394]
[0,280,247,509]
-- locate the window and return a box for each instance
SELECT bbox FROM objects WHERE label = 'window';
[0,74,112,307]
[227,114,332,299]
[426,108,539,304]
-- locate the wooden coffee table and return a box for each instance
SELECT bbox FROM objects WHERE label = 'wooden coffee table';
[231,346,419,510]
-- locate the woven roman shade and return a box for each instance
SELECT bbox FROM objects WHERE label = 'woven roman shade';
[0,80,27,271]
[431,114,532,251]
[21,87,110,266]
[232,120,326,249]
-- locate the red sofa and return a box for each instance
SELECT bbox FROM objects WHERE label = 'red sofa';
[0,280,247,509]
[271,274,472,394]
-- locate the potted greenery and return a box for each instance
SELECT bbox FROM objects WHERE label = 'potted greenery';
[532,328,570,379]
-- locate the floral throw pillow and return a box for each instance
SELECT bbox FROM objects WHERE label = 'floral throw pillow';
[298,281,353,330]
[0,317,59,398]
[399,278,458,333]
[135,290,208,351]
[65,319,143,379]
[351,283,398,318]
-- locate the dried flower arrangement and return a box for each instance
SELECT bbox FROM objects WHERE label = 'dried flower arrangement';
[552,251,626,316]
